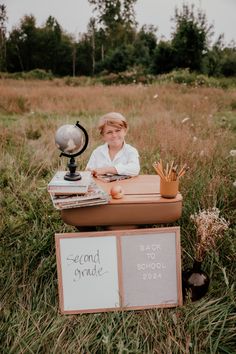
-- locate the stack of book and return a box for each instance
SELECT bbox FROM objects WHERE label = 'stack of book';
[47,171,110,210]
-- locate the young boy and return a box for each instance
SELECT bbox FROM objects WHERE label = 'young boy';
[86,112,140,176]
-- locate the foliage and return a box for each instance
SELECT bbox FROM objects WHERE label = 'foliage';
[151,41,175,74]
[97,44,134,73]
[155,69,236,88]
[0,4,7,71]
[24,68,53,80]
[2,3,236,78]
[88,0,137,30]
[98,68,155,85]
[6,15,73,76]
[220,48,236,77]
[7,15,38,72]
[171,4,214,71]
[88,0,137,54]
[0,3,7,27]
[75,32,94,76]
[132,25,157,67]
[63,76,96,87]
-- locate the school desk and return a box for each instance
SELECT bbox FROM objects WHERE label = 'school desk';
[60,175,183,228]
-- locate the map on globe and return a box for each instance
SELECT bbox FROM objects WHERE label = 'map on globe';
[55,124,84,155]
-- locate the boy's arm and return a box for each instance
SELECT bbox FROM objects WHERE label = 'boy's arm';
[91,166,118,176]
[115,150,140,176]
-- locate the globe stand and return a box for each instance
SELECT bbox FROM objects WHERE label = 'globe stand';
[55,121,89,181]
[64,156,81,181]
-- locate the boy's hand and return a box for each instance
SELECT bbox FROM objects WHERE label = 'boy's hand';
[92,167,117,176]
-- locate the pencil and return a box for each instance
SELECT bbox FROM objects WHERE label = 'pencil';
[168,160,174,181]
[153,163,166,180]
[178,163,187,178]
[178,166,190,178]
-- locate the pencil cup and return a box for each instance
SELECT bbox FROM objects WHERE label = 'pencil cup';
[160,179,179,198]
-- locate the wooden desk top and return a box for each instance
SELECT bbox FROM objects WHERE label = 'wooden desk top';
[61,175,183,226]
[95,175,182,205]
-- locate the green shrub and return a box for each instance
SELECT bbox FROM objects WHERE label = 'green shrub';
[23,69,53,80]
[0,69,53,80]
[156,69,236,88]
[220,51,236,77]
[99,69,155,85]
[64,76,95,87]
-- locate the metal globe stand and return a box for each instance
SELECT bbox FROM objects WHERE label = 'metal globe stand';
[59,121,89,181]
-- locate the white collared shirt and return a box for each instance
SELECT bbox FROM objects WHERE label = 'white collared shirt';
[86,142,140,176]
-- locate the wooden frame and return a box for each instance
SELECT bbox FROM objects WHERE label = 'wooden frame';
[55,227,182,314]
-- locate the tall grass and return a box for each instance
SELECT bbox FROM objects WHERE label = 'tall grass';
[1,79,235,353]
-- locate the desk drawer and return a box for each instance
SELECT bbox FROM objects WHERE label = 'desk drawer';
[61,200,182,226]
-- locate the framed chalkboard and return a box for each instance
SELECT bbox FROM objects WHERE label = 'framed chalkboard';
[55,227,182,314]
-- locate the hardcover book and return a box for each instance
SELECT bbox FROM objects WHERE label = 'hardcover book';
[47,171,92,195]
[49,181,110,210]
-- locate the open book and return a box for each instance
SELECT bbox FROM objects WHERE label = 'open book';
[95,174,132,183]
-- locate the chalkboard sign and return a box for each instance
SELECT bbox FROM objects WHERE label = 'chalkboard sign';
[55,227,182,314]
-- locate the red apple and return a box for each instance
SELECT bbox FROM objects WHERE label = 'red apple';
[110,185,124,199]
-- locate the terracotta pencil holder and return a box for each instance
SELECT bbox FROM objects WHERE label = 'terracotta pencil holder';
[160,179,179,198]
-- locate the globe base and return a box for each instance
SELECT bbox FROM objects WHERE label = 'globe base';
[64,171,82,181]
[64,156,81,181]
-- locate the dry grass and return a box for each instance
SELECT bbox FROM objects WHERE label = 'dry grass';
[1,79,235,353]
[0,78,235,115]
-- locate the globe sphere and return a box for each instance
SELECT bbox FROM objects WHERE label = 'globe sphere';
[55,124,83,155]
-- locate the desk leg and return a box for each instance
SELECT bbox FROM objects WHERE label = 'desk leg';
[105,225,138,231]
[76,226,98,232]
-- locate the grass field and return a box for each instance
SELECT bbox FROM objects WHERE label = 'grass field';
[1,79,236,353]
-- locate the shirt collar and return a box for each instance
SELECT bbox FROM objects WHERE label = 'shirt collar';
[103,142,126,159]
[104,141,126,150]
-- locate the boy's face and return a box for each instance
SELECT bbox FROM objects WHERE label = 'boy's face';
[102,124,127,148]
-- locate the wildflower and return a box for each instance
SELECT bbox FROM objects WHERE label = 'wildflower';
[191,207,229,262]
[181,117,190,124]
[229,150,236,157]
[200,150,204,157]
[153,94,158,99]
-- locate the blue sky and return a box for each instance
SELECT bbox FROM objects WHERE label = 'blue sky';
[4,0,236,45]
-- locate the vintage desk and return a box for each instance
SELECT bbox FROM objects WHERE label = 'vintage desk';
[61,175,183,228]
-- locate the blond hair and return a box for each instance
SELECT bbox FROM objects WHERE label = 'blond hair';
[98,112,128,135]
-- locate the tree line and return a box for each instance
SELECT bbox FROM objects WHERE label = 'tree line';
[1,1,236,77]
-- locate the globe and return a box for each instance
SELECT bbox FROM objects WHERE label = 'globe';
[55,121,89,181]
[55,124,84,155]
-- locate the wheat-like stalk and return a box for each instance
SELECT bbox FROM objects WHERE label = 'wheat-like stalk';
[190,207,229,262]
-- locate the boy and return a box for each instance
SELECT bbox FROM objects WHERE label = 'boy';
[86,112,140,176]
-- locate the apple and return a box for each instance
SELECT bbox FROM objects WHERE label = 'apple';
[110,185,124,199]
